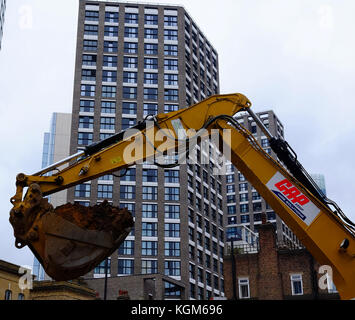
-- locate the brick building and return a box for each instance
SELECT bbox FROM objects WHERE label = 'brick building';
[223,219,340,300]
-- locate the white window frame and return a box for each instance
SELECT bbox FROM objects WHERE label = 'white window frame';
[290,273,304,296]
[238,277,250,299]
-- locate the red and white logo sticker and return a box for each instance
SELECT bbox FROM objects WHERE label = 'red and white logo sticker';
[266,172,320,226]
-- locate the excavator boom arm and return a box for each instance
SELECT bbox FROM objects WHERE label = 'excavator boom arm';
[9,93,355,299]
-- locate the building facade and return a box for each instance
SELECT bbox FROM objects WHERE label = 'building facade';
[223,220,340,300]
[0,260,31,300]
[0,0,6,50]
[311,173,327,196]
[69,0,224,300]
[33,112,72,281]
[225,110,303,247]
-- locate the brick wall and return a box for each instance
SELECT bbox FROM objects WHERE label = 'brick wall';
[223,222,340,300]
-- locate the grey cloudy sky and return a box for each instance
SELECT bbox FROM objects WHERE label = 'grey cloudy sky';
[0,0,354,268]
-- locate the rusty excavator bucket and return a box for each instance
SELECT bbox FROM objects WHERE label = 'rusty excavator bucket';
[10,183,134,281]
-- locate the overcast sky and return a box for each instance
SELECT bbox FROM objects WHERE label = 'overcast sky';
[0,0,354,268]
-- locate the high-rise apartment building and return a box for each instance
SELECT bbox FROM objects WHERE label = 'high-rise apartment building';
[68,0,224,300]
[33,113,72,281]
[0,0,6,50]
[225,110,303,247]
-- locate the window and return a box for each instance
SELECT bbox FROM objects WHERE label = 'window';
[240,204,249,213]
[83,54,97,66]
[121,118,136,130]
[4,290,12,300]
[74,184,90,198]
[164,170,179,183]
[102,70,116,83]
[227,206,237,214]
[165,242,180,256]
[99,175,113,181]
[261,138,269,148]
[142,204,157,218]
[81,85,95,97]
[124,27,138,38]
[144,88,158,100]
[142,260,157,274]
[144,58,158,69]
[164,104,179,113]
[79,116,94,129]
[164,29,178,40]
[103,55,117,67]
[164,74,178,86]
[145,14,158,25]
[123,87,137,99]
[120,168,136,181]
[104,26,118,37]
[165,205,180,219]
[97,184,113,198]
[118,240,134,256]
[197,268,204,283]
[165,223,180,237]
[105,11,119,23]
[143,103,158,116]
[78,133,93,146]
[123,72,137,84]
[241,214,250,223]
[143,169,158,182]
[240,193,248,202]
[164,44,178,56]
[80,100,94,113]
[144,73,158,85]
[82,69,96,81]
[142,222,158,237]
[100,117,115,130]
[102,86,116,98]
[291,274,303,295]
[125,13,138,24]
[164,89,178,101]
[239,183,248,192]
[120,185,135,199]
[122,102,137,115]
[84,9,99,21]
[83,40,97,51]
[189,263,195,280]
[252,191,261,200]
[164,59,178,70]
[165,187,180,201]
[124,56,138,68]
[238,278,250,299]
[164,15,178,26]
[101,101,116,113]
[144,43,158,55]
[254,213,261,222]
[124,42,138,54]
[18,293,24,300]
[104,41,118,53]
[118,259,134,275]
[165,261,181,276]
[142,186,158,200]
[253,202,262,212]
[142,241,158,256]
[227,184,235,193]
[145,28,158,39]
[267,211,276,220]
[94,259,111,274]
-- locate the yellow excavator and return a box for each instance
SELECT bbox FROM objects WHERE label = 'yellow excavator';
[9,93,355,299]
